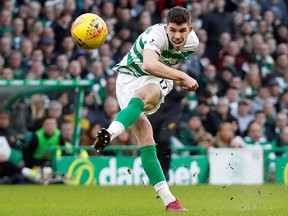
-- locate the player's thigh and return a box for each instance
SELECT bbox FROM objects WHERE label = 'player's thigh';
[116,73,173,114]
[130,114,155,147]
[134,83,162,112]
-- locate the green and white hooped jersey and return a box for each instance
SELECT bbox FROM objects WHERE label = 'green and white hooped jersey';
[113,23,199,77]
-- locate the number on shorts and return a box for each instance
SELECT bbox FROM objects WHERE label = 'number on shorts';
[160,79,167,90]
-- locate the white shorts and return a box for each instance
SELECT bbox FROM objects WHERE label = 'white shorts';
[116,73,173,115]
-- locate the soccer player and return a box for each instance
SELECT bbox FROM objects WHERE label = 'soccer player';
[93,6,199,212]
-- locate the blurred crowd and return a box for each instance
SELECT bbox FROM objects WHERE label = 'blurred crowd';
[0,0,288,183]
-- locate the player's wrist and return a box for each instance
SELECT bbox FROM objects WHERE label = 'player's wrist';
[176,71,188,82]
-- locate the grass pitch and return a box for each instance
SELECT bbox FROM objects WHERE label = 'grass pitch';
[0,185,287,216]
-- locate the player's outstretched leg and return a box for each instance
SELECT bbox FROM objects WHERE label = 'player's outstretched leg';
[92,97,145,153]
[92,128,111,152]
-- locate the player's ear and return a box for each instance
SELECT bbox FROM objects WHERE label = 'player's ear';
[164,25,167,33]
[189,25,193,32]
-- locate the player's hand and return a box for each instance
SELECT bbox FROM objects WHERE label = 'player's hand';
[181,76,199,91]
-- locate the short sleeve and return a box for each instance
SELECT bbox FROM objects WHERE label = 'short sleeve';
[142,25,166,56]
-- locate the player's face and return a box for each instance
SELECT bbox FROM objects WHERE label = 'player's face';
[165,22,192,50]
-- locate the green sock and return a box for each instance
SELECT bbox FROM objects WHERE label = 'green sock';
[115,98,144,129]
[140,145,166,186]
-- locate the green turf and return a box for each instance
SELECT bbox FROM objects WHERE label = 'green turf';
[0,185,287,216]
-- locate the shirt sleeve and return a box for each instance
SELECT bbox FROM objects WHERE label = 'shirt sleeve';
[142,25,166,56]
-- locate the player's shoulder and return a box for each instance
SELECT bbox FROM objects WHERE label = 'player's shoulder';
[144,23,166,35]
[187,30,199,46]
[181,30,199,52]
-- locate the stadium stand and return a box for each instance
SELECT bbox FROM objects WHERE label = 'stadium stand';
[0,0,287,184]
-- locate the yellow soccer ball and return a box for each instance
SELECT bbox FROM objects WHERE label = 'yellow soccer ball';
[71,13,108,50]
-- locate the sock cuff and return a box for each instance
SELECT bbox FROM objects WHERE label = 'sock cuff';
[140,145,156,153]
[154,181,168,191]
[129,98,145,109]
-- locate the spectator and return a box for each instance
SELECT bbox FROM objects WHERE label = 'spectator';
[11,17,25,50]
[274,24,288,44]
[23,116,65,168]
[130,0,144,18]
[143,0,160,24]
[86,61,107,104]
[20,39,34,71]
[64,106,91,134]
[55,54,69,74]
[100,1,116,24]
[197,64,217,95]
[28,60,45,79]
[216,40,246,72]
[99,96,120,128]
[46,100,64,126]
[225,87,240,117]
[263,101,277,128]
[197,132,215,149]
[51,11,73,49]
[230,135,246,148]
[1,67,14,80]
[260,0,288,24]
[31,49,44,63]
[251,86,273,113]
[278,90,288,112]
[73,50,89,78]
[59,36,76,60]
[7,50,24,79]
[214,122,236,148]
[267,78,281,105]
[253,110,269,138]
[83,90,102,125]
[205,97,238,136]
[217,65,238,96]
[241,70,261,99]
[28,1,42,20]
[0,110,19,152]
[66,60,82,79]
[271,125,288,150]
[258,43,274,81]
[105,76,117,99]
[137,10,152,34]
[202,0,236,63]
[272,54,288,78]
[60,121,74,146]
[0,10,12,35]
[38,37,56,67]
[25,94,47,132]
[244,121,272,148]
[0,55,4,72]
[177,112,206,148]
[233,98,254,136]
[42,1,56,27]
[55,92,74,116]
[114,8,138,41]
[59,120,86,157]
[266,111,288,142]
[46,64,64,80]
[0,110,41,183]
[182,42,208,79]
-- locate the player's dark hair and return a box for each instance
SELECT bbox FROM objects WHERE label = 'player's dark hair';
[166,6,191,25]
